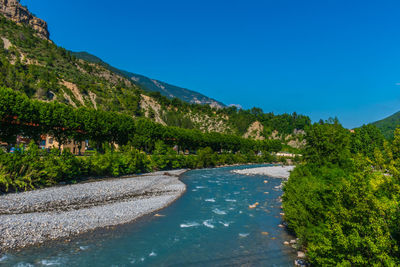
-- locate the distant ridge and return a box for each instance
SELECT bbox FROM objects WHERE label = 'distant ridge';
[72,51,225,108]
[370,111,400,138]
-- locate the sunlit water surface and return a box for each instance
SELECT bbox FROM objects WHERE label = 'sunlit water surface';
[2,165,297,266]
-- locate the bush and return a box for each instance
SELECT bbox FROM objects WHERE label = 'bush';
[0,141,275,194]
[196,147,217,168]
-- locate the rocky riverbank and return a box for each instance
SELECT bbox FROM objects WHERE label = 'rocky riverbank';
[0,170,187,251]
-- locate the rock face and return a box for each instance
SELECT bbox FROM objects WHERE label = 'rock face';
[244,121,265,140]
[0,0,49,39]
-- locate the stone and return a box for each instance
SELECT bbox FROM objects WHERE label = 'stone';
[297,251,306,258]
[294,259,308,266]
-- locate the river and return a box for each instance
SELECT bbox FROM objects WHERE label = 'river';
[1,165,297,266]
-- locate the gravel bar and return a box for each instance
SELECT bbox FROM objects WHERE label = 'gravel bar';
[232,165,295,178]
[0,169,187,251]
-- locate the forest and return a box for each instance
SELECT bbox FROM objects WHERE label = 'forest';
[0,86,284,193]
[283,120,400,265]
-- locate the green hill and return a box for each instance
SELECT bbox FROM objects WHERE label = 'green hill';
[371,111,400,139]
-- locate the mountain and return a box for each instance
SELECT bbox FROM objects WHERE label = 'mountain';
[72,51,225,108]
[0,7,235,133]
[0,1,311,143]
[371,111,400,139]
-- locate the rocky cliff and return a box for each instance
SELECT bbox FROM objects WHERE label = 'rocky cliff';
[0,0,49,39]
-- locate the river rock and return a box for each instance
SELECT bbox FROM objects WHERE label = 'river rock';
[295,259,308,266]
[297,251,306,258]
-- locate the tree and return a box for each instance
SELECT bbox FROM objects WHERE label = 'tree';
[392,127,400,159]
[304,121,351,167]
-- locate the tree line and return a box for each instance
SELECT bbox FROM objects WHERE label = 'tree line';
[0,86,282,154]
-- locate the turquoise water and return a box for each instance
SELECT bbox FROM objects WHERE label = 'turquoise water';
[1,165,297,266]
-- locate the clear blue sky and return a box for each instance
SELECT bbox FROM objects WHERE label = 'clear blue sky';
[22,0,400,128]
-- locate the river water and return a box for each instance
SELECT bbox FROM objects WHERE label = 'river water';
[1,165,297,266]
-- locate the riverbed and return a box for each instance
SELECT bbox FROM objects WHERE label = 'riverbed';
[1,165,297,266]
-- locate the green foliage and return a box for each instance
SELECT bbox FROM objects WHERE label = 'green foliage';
[283,120,400,265]
[284,162,400,265]
[196,147,217,168]
[0,87,283,155]
[304,120,351,167]
[0,142,274,193]
[0,15,142,114]
[371,110,400,139]
[350,124,385,160]
[161,111,194,129]
[0,142,87,192]
[88,146,152,177]
[225,107,311,136]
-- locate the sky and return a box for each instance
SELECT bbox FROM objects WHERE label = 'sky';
[21,0,400,128]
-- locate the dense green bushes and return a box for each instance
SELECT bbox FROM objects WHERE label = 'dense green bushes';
[283,121,400,265]
[0,142,276,193]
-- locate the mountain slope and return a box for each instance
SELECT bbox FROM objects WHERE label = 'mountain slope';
[72,51,225,108]
[0,12,234,134]
[0,1,311,141]
[371,111,400,139]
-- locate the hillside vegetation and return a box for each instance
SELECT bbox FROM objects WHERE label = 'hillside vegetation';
[283,121,400,265]
[0,87,284,193]
[371,111,400,139]
[72,51,225,108]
